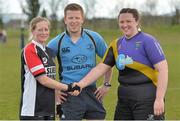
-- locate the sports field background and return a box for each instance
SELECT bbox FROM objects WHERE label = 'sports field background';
[0,25,180,119]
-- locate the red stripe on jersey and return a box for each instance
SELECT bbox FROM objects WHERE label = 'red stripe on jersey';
[24,43,45,76]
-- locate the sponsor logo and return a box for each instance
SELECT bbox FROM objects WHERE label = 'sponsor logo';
[67,64,94,70]
[116,54,133,70]
[45,66,56,79]
[42,57,48,64]
[87,44,94,51]
[135,41,141,49]
[61,47,70,54]
[71,55,87,64]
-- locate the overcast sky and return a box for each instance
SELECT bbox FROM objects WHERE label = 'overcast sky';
[2,0,174,18]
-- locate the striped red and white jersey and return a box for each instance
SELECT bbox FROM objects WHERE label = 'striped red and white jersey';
[20,40,56,117]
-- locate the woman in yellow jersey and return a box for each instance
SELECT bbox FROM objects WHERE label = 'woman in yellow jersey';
[73,8,168,120]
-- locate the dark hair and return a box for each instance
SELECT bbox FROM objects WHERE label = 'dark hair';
[118,8,139,21]
[64,3,84,17]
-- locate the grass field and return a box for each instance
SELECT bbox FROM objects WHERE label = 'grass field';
[0,25,180,119]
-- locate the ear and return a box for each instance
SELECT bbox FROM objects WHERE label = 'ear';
[31,31,35,36]
[81,16,85,25]
[64,16,67,25]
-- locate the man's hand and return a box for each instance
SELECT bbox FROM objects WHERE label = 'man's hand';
[95,85,110,100]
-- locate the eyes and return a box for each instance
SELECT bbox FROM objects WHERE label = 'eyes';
[37,28,49,33]
[67,16,81,20]
[120,20,132,24]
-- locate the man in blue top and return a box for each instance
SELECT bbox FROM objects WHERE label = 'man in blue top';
[47,3,112,120]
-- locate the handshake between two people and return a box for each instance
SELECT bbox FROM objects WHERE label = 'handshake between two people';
[66,83,82,96]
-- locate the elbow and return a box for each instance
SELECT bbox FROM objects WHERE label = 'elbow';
[40,80,49,86]
[36,75,49,86]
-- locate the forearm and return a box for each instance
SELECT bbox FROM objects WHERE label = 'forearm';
[103,68,113,83]
[78,63,111,88]
[155,60,168,100]
[36,75,68,91]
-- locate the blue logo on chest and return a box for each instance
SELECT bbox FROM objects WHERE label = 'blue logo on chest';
[72,55,87,64]
[116,54,133,70]
[61,47,70,54]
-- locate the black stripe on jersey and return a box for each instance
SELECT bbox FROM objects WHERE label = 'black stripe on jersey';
[21,50,25,93]
[118,66,153,85]
[20,50,25,118]
[126,61,158,86]
[35,82,55,116]
[103,47,116,67]
[34,72,46,78]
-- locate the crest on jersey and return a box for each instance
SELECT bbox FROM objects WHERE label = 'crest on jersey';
[135,41,141,49]
[42,57,48,64]
[87,44,94,51]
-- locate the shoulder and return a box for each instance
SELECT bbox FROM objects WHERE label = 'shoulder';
[23,42,36,55]
[141,32,157,43]
[24,42,34,51]
[48,32,65,47]
[109,36,123,46]
[50,32,65,42]
[83,29,103,38]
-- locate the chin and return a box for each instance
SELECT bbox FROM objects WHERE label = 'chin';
[71,30,79,33]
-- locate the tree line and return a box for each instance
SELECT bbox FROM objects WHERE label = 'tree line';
[0,0,180,32]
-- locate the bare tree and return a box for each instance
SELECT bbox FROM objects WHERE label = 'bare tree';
[83,0,96,29]
[170,0,180,24]
[20,0,41,22]
[113,0,125,18]
[83,0,96,19]
[145,0,158,15]
[41,8,47,18]
[48,0,68,34]
[0,0,4,28]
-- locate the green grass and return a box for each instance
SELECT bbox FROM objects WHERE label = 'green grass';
[0,25,180,119]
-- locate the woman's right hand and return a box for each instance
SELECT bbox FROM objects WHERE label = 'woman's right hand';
[55,90,68,104]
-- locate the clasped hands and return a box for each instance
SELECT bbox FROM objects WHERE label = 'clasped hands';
[67,83,81,96]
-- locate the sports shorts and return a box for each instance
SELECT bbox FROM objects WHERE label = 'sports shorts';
[20,115,55,120]
[60,86,106,120]
[114,84,164,120]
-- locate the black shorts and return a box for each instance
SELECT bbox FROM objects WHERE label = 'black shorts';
[114,84,165,120]
[20,115,55,120]
[60,86,106,120]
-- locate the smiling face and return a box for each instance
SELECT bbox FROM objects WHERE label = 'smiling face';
[64,10,84,34]
[32,21,50,44]
[118,13,139,38]
[118,8,140,38]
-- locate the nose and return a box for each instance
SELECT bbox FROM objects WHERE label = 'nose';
[42,30,48,34]
[121,23,128,28]
[71,18,77,23]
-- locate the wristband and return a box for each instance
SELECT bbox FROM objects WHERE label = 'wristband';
[67,83,81,92]
[104,82,111,87]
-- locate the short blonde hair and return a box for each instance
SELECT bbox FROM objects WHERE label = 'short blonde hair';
[29,16,50,40]
[29,16,50,32]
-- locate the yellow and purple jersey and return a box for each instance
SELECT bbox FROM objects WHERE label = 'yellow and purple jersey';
[103,32,165,86]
